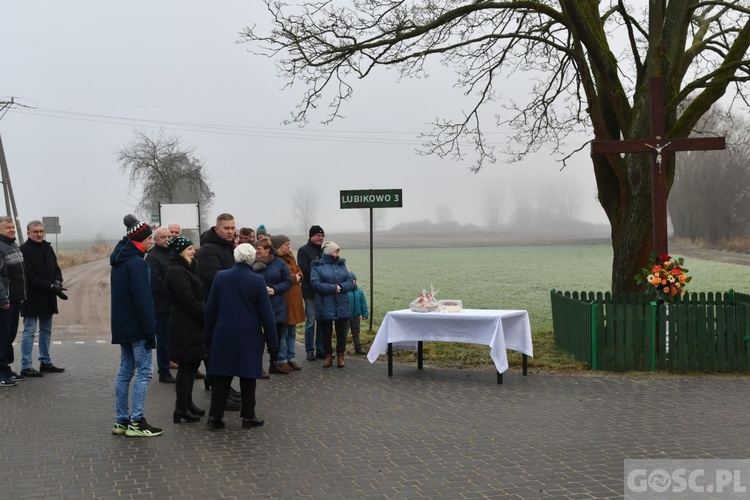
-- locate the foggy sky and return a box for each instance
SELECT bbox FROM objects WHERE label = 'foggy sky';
[0,0,607,242]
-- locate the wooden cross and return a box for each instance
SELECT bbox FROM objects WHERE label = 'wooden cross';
[591,77,726,255]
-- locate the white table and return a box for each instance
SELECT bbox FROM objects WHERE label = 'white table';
[367,309,533,384]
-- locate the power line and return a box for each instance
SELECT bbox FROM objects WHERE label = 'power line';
[17,107,425,135]
[10,108,424,145]
[7,106,516,147]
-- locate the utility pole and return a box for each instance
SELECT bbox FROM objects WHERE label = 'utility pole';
[0,98,26,243]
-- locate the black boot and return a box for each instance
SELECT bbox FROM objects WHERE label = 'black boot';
[242,417,264,428]
[173,407,201,423]
[187,401,205,417]
[206,417,225,431]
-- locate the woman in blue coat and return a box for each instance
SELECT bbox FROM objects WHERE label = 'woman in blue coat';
[310,241,354,368]
[251,237,292,375]
[204,244,278,431]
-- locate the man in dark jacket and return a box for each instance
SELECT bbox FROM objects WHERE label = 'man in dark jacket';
[110,215,162,437]
[19,220,65,377]
[0,216,27,387]
[145,226,175,383]
[197,213,236,300]
[297,225,325,361]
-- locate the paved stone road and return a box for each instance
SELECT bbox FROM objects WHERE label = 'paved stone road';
[1,341,749,499]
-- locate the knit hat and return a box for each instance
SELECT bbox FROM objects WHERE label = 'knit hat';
[234,243,257,265]
[167,236,193,255]
[322,241,340,255]
[124,214,153,242]
[256,224,268,237]
[308,225,325,238]
[270,234,290,250]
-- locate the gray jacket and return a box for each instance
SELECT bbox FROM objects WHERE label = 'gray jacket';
[0,234,27,305]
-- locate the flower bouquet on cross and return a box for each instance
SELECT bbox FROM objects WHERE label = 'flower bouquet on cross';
[634,252,692,302]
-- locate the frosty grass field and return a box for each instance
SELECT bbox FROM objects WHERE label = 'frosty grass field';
[337,243,750,370]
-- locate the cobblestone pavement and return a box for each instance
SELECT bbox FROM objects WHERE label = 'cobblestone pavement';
[1,340,749,499]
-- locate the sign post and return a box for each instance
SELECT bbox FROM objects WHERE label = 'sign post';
[43,216,61,254]
[340,189,403,332]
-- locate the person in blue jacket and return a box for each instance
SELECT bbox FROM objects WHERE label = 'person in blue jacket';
[110,215,162,438]
[204,243,278,431]
[346,273,369,355]
[311,241,354,368]
[252,236,292,375]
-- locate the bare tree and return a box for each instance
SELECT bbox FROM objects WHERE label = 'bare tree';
[241,1,750,292]
[481,187,503,230]
[117,130,214,217]
[292,189,319,234]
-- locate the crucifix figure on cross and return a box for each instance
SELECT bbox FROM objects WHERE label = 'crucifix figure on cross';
[591,76,726,255]
[644,140,671,171]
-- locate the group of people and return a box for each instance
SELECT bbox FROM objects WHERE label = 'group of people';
[0,217,66,388]
[110,213,369,436]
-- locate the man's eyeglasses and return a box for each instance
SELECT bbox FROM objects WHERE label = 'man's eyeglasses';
[31,230,44,234]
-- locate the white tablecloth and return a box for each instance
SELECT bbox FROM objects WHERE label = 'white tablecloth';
[367,309,533,373]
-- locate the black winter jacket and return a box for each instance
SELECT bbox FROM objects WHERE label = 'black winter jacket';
[165,255,206,363]
[20,239,62,317]
[297,239,322,299]
[197,228,235,300]
[145,244,171,314]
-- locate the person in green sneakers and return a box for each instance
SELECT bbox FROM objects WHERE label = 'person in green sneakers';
[110,215,163,437]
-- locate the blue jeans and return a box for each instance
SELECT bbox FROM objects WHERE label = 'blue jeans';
[154,313,170,376]
[21,315,53,369]
[115,339,153,423]
[277,324,297,364]
[303,297,323,354]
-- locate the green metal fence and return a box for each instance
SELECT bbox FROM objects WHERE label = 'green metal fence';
[551,290,750,373]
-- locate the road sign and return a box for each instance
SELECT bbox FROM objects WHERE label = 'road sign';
[340,189,402,209]
[42,216,61,234]
[150,213,160,223]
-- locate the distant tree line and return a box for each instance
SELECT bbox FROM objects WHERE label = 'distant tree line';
[479,178,588,231]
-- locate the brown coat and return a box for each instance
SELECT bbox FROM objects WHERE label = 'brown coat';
[279,251,306,325]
